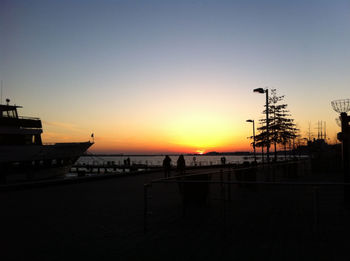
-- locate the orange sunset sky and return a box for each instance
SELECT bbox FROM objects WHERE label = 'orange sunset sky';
[1,0,349,154]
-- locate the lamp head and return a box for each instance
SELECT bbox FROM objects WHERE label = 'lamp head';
[246,119,253,123]
[253,88,265,94]
[331,99,350,114]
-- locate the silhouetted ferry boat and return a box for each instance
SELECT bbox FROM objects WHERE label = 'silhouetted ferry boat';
[0,100,93,183]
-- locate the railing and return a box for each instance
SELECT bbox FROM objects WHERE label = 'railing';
[143,161,346,238]
[0,117,42,128]
[1,115,40,120]
[18,116,40,120]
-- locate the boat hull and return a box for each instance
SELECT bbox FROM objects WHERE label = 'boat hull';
[0,142,92,183]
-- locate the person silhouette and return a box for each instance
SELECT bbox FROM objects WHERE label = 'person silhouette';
[162,155,172,178]
[193,156,197,166]
[221,156,226,165]
[177,155,186,175]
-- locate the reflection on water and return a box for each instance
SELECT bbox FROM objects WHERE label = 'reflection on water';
[76,155,302,167]
[66,155,308,178]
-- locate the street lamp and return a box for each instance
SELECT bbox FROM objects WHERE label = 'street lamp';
[246,119,257,163]
[253,87,270,163]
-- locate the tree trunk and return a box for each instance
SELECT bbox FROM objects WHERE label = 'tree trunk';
[284,143,287,160]
[273,110,277,162]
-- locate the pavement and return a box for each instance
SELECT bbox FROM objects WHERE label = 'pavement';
[1,165,350,261]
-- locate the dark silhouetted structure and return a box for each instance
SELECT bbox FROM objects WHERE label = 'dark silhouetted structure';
[246,119,257,162]
[332,99,350,203]
[254,87,270,163]
[0,101,92,183]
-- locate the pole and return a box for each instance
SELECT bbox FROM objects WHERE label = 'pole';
[340,113,350,204]
[144,184,149,233]
[1,80,2,105]
[253,120,257,162]
[265,89,270,163]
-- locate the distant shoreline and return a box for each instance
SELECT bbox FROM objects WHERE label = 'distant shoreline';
[83,152,252,157]
[83,151,308,157]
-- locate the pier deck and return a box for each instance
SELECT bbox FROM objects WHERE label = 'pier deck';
[1,165,350,260]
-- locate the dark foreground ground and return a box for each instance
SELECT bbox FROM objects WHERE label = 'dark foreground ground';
[1,165,350,261]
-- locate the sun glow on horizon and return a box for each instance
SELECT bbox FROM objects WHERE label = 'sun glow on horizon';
[196,149,205,155]
[40,109,253,154]
[163,111,237,147]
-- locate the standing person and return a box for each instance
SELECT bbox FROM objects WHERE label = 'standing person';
[177,155,186,176]
[162,155,172,178]
[221,156,226,165]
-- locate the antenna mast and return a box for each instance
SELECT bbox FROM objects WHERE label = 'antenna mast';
[1,80,2,105]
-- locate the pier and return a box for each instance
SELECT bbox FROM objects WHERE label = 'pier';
[2,160,350,260]
[69,162,247,176]
[70,163,161,175]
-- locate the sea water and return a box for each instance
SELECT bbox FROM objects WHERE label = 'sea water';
[66,154,306,177]
[75,154,299,167]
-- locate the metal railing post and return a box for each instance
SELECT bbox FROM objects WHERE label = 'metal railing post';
[228,168,231,201]
[144,183,152,233]
[312,186,320,233]
[220,169,226,237]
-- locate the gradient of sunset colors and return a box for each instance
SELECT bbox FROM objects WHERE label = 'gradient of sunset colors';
[1,0,349,154]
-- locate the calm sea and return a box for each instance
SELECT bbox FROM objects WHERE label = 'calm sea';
[75,154,299,167]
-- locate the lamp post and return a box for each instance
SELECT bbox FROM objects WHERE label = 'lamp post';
[331,99,350,204]
[246,119,257,163]
[253,87,269,163]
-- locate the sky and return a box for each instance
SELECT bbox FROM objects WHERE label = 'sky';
[1,0,349,154]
